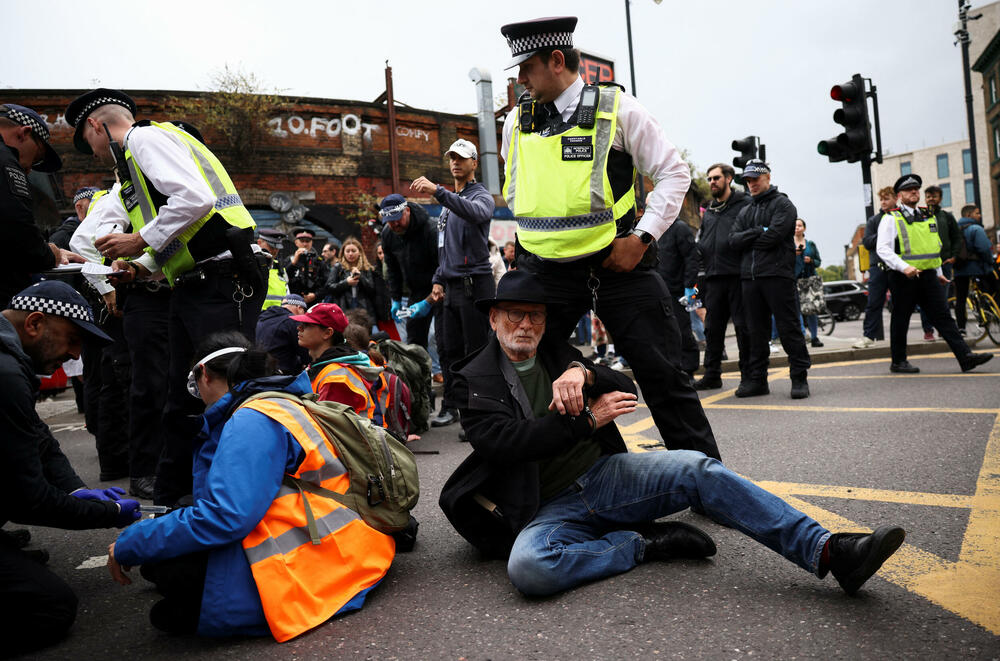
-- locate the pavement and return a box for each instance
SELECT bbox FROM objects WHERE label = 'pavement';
[13,313,1000,660]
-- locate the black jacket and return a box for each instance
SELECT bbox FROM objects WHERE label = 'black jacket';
[0,315,119,529]
[729,185,798,280]
[48,217,81,251]
[929,206,961,261]
[655,219,699,297]
[0,137,56,308]
[863,210,885,267]
[698,189,750,277]
[254,305,310,375]
[317,262,377,318]
[438,336,635,557]
[381,203,439,301]
[281,251,329,297]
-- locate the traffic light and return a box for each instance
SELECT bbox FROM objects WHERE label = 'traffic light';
[732,136,759,169]
[817,74,872,163]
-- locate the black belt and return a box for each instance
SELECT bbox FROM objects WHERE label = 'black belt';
[120,280,170,294]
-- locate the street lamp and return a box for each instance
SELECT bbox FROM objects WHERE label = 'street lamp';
[624,0,662,204]
[955,0,982,208]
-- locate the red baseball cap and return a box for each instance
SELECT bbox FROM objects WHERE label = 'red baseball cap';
[289,303,349,332]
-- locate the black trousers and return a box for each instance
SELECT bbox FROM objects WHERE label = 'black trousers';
[0,544,77,655]
[81,337,103,435]
[122,287,171,479]
[140,550,208,634]
[440,274,495,410]
[742,277,811,381]
[96,315,131,479]
[668,294,700,376]
[154,269,265,506]
[888,270,970,364]
[702,274,750,379]
[519,252,720,460]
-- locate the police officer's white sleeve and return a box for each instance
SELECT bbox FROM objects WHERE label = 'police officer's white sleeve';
[127,126,217,253]
[500,111,515,163]
[615,94,690,240]
[876,214,910,273]
[69,187,125,295]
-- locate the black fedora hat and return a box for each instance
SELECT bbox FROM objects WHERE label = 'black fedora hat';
[475,270,547,313]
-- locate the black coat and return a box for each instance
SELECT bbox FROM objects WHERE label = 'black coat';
[863,211,885,267]
[438,336,635,557]
[0,137,56,308]
[381,203,439,302]
[930,207,961,261]
[729,186,798,280]
[48,217,81,251]
[655,219,699,297]
[254,305,310,375]
[698,189,750,277]
[318,262,377,318]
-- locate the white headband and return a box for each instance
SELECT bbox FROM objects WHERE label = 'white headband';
[195,347,247,369]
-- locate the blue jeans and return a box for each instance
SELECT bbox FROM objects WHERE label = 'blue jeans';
[507,451,830,596]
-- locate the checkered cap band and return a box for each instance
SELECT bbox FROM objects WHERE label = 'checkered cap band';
[73,188,99,204]
[0,105,49,141]
[506,31,574,56]
[71,97,132,127]
[11,295,94,323]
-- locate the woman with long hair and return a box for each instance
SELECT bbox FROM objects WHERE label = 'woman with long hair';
[318,237,376,319]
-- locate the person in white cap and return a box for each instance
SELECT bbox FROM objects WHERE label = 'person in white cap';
[411,139,496,429]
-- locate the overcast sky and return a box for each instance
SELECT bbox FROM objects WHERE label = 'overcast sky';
[1,0,981,262]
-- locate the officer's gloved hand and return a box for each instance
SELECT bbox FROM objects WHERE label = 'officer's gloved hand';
[72,487,125,502]
[408,300,431,319]
[684,287,697,301]
[114,500,142,528]
[391,299,403,322]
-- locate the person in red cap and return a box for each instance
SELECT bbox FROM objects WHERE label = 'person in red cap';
[291,303,383,420]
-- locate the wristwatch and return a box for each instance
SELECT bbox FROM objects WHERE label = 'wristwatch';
[630,228,654,244]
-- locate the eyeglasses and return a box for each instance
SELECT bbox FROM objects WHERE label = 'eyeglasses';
[707,175,724,182]
[500,308,546,325]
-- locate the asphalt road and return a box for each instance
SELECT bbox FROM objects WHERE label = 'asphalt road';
[13,347,1000,660]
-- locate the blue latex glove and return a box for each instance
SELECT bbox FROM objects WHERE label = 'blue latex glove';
[114,499,141,528]
[684,287,697,301]
[408,299,431,319]
[391,299,403,322]
[72,487,125,502]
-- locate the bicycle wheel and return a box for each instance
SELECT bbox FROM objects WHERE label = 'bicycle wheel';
[953,295,986,344]
[986,308,1000,346]
[818,313,835,335]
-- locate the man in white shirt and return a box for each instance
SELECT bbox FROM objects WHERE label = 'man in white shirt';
[498,17,719,460]
[875,174,991,373]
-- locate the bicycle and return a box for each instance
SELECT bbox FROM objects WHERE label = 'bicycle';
[948,279,1000,346]
[815,310,836,336]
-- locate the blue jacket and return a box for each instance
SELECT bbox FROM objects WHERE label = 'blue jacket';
[955,218,994,277]
[432,181,495,283]
[115,371,371,637]
[255,306,310,375]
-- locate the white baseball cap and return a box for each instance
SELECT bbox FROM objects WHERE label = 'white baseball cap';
[445,139,478,160]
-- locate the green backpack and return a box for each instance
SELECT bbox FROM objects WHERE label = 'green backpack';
[377,340,433,433]
[239,391,419,535]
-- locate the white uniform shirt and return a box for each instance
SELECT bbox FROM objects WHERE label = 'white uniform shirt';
[69,184,124,295]
[501,76,690,241]
[875,203,943,276]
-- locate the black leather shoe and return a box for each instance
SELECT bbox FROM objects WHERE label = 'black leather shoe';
[640,521,717,561]
[822,525,905,596]
[693,376,723,391]
[0,528,31,549]
[734,380,769,397]
[130,476,155,500]
[811,337,824,348]
[889,361,920,373]
[790,376,810,399]
[99,468,129,481]
[24,548,49,566]
[431,408,458,427]
[960,352,993,372]
[458,429,467,442]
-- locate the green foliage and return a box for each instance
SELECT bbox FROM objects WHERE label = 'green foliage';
[678,148,711,206]
[817,265,845,281]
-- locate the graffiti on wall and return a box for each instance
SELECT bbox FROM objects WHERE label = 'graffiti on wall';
[267,114,433,144]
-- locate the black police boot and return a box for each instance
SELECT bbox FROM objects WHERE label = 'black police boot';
[790,376,810,399]
[960,353,993,372]
[431,407,458,427]
[130,476,155,500]
[889,361,920,374]
[734,380,769,398]
[0,529,31,549]
[692,376,723,391]
[811,337,824,348]
[820,525,905,596]
[639,521,717,562]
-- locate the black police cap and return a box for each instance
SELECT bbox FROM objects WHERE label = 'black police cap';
[0,104,62,172]
[500,16,578,69]
[893,174,922,194]
[65,89,137,155]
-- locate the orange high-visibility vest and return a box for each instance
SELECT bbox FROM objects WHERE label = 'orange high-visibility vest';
[311,363,378,420]
[240,396,395,642]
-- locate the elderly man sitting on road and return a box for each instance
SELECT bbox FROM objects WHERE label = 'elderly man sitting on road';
[440,270,905,598]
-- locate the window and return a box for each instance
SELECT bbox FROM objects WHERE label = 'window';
[966,179,976,204]
[900,161,911,175]
[963,149,973,174]
[937,153,950,179]
[994,126,1000,161]
[940,183,952,208]
[991,77,998,104]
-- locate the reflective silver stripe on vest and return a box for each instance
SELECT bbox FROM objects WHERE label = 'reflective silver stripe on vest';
[124,154,156,226]
[243,505,360,565]
[253,398,347,481]
[184,139,227,197]
[895,213,913,256]
[215,193,243,210]
[903,253,940,260]
[516,209,613,232]
[505,110,518,207]
[265,295,285,301]
[589,89,617,212]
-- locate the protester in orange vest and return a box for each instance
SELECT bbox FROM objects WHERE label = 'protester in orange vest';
[107,331,394,640]
[293,303,384,420]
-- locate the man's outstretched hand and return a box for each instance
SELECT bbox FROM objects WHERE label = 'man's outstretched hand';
[590,391,638,428]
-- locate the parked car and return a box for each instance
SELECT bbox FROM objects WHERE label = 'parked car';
[823,280,868,321]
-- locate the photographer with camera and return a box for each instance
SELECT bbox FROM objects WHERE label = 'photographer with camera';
[283,227,330,304]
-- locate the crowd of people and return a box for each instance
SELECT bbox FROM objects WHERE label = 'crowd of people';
[11,12,997,654]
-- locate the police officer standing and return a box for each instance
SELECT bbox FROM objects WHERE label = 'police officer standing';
[875,174,992,373]
[283,227,328,303]
[66,89,265,506]
[257,228,290,310]
[411,138,496,428]
[0,103,84,308]
[498,17,719,459]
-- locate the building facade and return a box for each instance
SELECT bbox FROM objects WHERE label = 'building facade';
[871,140,981,219]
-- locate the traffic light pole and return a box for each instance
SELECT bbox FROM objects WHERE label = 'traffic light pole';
[861,156,874,221]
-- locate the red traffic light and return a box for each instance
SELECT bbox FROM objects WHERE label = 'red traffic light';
[830,81,861,103]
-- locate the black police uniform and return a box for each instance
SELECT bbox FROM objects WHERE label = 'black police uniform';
[655,219,700,376]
